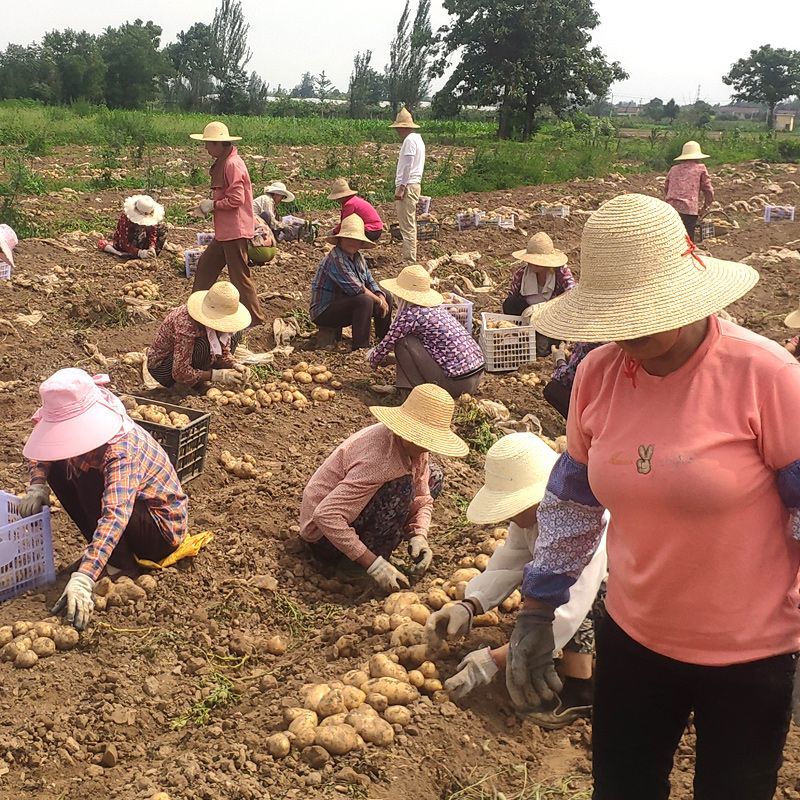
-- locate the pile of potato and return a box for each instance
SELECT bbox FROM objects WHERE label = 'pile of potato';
[207,385,308,411]
[0,619,80,669]
[121,352,145,367]
[121,397,191,429]
[122,279,159,300]
[506,372,541,388]
[486,319,518,330]
[93,574,155,612]
[219,450,260,479]
[0,380,22,394]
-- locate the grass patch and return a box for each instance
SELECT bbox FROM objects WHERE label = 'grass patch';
[273,590,343,638]
[172,672,240,730]
[287,307,316,335]
[453,401,498,455]
[444,766,591,800]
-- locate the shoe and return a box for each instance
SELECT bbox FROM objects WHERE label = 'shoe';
[525,697,591,730]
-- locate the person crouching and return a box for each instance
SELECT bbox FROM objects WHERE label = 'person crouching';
[98,195,167,260]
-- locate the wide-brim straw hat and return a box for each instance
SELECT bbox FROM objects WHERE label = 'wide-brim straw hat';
[370,384,468,458]
[380,264,443,307]
[529,193,759,343]
[785,305,800,329]
[674,140,709,161]
[328,177,357,201]
[265,181,295,203]
[190,121,242,142]
[390,107,420,129]
[187,281,252,333]
[123,194,164,227]
[467,433,558,525]
[512,232,568,268]
[326,214,377,248]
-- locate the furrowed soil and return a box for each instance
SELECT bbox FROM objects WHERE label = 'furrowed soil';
[1,150,800,800]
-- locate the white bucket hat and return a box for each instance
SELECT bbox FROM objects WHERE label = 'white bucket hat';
[529,193,759,342]
[123,195,164,227]
[674,140,710,161]
[467,433,558,525]
[264,181,295,203]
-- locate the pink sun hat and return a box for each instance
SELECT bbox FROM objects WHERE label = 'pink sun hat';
[0,224,18,267]
[23,369,134,461]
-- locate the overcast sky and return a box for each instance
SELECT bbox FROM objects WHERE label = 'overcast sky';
[2,1,799,106]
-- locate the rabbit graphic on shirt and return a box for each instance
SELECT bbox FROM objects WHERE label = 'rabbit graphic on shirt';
[637,444,654,474]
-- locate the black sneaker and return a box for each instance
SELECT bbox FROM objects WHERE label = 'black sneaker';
[525,676,593,730]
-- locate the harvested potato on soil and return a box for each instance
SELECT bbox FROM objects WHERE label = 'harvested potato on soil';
[342,669,369,688]
[122,279,159,300]
[371,613,391,634]
[288,714,318,749]
[400,603,431,625]
[313,724,361,756]
[390,622,427,648]
[0,626,12,647]
[365,692,389,712]
[341,685,367,710]
[12,621,32,637]
[266,733,291,759]
[384,592,420,616]
[407,670,425,688]
[383,705,412,726]
[302,684,332,713]
[426,588,449,611]
[362,678,419,706]
[31,637,56,658]
[369,654,409,681]
[500,590,522,613]
[346,713,395,746]
[317,689,348,718]
[53,627,80,651]
[15,650,38,669]
[283,707,317,726]
[219,450,259,479]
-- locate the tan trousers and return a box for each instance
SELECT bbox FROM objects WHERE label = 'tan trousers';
[192,237,265,326]
[395,183,421,262]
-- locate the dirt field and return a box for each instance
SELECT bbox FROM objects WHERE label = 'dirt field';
[1,158,800,800]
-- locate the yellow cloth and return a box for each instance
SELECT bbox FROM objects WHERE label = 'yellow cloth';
[135,530,214,569]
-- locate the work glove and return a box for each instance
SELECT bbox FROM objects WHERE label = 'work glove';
[426,601,474,644]
[407,535,433,572]
[233,363,252,383]
[137,248,155,260]
[51,572,95,631]
[199,199,214,215]
[18,484,50,518]
[551,343,568,365]
[445,647,499,701]
[211,368,244,386]
[506,607,562,710]
[521,304,537,323]
[367,556,410,593]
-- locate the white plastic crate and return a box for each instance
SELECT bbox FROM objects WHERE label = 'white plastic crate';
[497,214,517,229]
[196,231,215,246]
[416,196,432,215]
[441,293,473,332]
[479,313,537,372]
[184,248,204,278]
[455,211,479,231]
[764,205,796,223]
[540,204,570,219]
[0,491,55,603]
[0,262,10,280]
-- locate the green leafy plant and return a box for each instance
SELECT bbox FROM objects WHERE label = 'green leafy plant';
[172,672,239,730]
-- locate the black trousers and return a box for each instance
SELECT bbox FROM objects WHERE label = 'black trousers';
[592,614,795,800]
[502,294,557,357]
[679,213,698,241]
[543,379,571,418]
[313,289,394,350]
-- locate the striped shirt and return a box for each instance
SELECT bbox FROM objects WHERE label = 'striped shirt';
[310,247,383,319]
[29,425,187,581]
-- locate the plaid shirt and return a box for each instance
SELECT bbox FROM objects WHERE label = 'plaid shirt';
[112,213,157,255]
[29,425,187,580]
[310,247,383,319]
[508,265,575,298]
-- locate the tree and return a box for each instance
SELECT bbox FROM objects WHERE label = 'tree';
[679,99,714,128]
[348,50,385,117]
[246,71,269,115]
[41,29,105,104]
[641,97,665,121]
[433,0,627,140]
[724,44,800,128]
[663,98,679,122]
[210,0,252,86]
[0,44,54,102]
[165,23,215,109]
[291,72,316,98]
[315,70,334,100]
[101,20,167,108]
[385,0,435,114]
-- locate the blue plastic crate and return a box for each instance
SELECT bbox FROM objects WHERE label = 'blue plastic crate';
[0,491,55,602]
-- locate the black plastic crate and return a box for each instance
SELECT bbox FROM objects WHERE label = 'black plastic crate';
[128,396,210,484]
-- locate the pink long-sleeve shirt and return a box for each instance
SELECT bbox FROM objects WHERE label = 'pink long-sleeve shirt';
[299,423,433,560]
[210,147,255,241]
[333,195,383,234]
[664,161,714,216]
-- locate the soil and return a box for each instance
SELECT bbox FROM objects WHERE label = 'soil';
[1,158,800,800]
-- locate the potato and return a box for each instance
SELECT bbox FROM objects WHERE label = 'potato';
[330,380,342,389]
[12,621,33,637]
[295,371,313,384]
[341,669,369,688]
[15,650,38,669]
[288,715,318,749]
[281,391,294,404]
[383,705,412,726]
[396,644,429,670]
[266,732,290,759]
[452,581,469,601]
[384,592,419,616]
[493,527,509,540]
[388,613,407,631]
[371,614,391,634]
[347,713,394,747]
[407,670,425,688]
[302,683,331,712]
[283,707,317,726]
[317,689,348,718]
[53,627,79,651]
[479,538,499,555]
[451,568,481,584]
[473,610,500,627]
[390,622,426,648]
[312,372,330,384]
[473,554,490,571]
[426,589,449,611]
[311,387,332,402]
[346,703,378,719]
[432,690,450,705]
[0,626,12,647]
[1,642,23,662]
[206,387,222,399]
[295,361,310,373]
[365,693,389,712]
[368,653,408,682]
[31,637,56,658]
[500,590,522,613]
[341,685,366,710]
[363,678,419,706]
[313,724,360,756]
[32,621,54,640]
[265,635,287,656]
[422,678,443,694]
[419,661,439,679]
[281,369,295,382]
[319,712,348,727]
[400,603,430,625]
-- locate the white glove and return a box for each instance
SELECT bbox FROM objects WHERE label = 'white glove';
[521,304,537,323]
[367,557,410,593]
[551,343,568,364]
[426,601,474,643]
[407,534,433,572]
[212,368,244,385]
[199,199,214,215]
[137,248,155,260]
[51,572,95,631]
[445,647,499,700]
[18,484,50,518]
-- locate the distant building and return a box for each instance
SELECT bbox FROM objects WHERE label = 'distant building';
[775,111,796,132]
[716,103,766,121]
[613,102,640,117]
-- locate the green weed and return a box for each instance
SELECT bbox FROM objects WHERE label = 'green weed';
[273,590,342,638]
[444,765,591,800]
[453,402,497,455]
[172,672,239,730]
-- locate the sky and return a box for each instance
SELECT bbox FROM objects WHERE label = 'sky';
[2,1,799,106]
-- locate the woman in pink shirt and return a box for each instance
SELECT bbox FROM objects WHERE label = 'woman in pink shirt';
[508,193,800,800]
[664,140,715,241]
[329,177,384,242]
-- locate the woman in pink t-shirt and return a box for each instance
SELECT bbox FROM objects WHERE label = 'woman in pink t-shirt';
[328,178,384,242]
[507,193,800,800]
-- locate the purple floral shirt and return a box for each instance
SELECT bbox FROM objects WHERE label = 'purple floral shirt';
[370,304,485,378]
[552,342,605,388]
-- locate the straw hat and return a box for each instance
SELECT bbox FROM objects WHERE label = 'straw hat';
[23,370,131,461]
[674,140,709,161]
[123,195,164,227]
[264,181,295,203]
[512,232,568,268]
[190,121,242,142]
[380,264,443,307]
[529,193,759,343]
[328,178,357,201]
[784,303,800,329]
[370,384,468,458]
[326,214,377,248]
[187,281,252,333]
[467,433,558,525]
[390,107,420,129]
